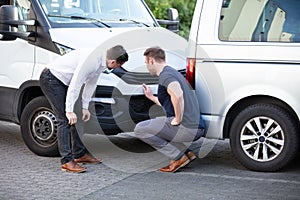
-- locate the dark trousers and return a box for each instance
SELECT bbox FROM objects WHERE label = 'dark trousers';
[40,68,86,164]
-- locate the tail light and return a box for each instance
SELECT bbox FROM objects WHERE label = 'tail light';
[186,58,196,89]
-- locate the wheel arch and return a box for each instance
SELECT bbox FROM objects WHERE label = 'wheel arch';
[15,80,45,123]
[223,95,299,139]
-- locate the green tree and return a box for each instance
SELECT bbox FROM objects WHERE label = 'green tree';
[144,0,196,39]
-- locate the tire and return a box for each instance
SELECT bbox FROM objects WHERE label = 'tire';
[230,104,299,172]
[20,96,59,157]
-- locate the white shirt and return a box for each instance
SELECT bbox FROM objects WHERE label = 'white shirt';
[48,48,106,112]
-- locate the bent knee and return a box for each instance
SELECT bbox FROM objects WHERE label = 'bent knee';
[134,120,151,136]
[134,121,145,134]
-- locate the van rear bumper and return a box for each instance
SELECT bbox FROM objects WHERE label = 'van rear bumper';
[201,114,225,139]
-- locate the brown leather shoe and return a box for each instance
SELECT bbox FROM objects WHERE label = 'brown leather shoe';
[74,154,102,164]
[186,151,197,161]
[61,160,86,173]
[159,155,190,173]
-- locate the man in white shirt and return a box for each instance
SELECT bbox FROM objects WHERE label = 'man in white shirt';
[40,45,128,173]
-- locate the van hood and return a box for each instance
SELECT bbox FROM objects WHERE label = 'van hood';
[49,27,187,72]
[49,27,142,49]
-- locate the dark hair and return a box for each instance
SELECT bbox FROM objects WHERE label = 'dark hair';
[107,45,129,64]
[116,52,129,64]
[143,46,165,63]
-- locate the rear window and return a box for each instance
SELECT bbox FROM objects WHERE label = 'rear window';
[219,0,300,42]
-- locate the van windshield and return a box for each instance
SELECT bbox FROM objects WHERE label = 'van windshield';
[38,0,157,28]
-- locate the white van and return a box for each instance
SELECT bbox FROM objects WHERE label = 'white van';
[186,0,300,171]
[0,0,187,156]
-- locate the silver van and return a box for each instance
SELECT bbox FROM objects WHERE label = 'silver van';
[186,0,300,171]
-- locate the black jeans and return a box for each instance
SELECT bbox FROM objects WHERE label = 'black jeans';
[40,68,86,164]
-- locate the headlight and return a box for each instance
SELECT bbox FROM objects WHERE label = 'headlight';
[54,42,74,55]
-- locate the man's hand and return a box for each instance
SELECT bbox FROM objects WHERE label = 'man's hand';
[142,83,161,106]
[171,118,181,126]
[82,108,91,122]
[142,83,153,99]
[66,112,77,125]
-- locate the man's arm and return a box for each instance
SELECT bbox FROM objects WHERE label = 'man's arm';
[167,81,184,125]
[65,49,100,124]
[142,83,161,106]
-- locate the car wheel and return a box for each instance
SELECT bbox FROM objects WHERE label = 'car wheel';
[230,103,299,171]
[20,96,59,157]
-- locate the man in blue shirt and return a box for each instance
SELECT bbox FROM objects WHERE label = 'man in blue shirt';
[134,46,205,173]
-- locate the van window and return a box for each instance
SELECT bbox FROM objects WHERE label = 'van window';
[219,0,300,42]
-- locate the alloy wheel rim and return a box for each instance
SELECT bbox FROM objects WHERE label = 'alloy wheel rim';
[240,116,284,162]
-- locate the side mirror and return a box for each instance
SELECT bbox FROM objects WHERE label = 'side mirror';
[0,5,35,41]
[0,5,18,40]
[157,8,179,34]
[167,8,179,33]
[168,8,179,21]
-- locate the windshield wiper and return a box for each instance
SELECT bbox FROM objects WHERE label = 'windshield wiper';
[48,14,111,28]
[70,16,111,28]
[119,18,150,27]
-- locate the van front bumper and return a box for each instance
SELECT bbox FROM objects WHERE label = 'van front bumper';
[84,87,164,135]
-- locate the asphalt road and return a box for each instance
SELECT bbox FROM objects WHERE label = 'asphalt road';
[0,121,299,200]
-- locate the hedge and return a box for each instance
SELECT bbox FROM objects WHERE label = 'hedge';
[144,0,197,39]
